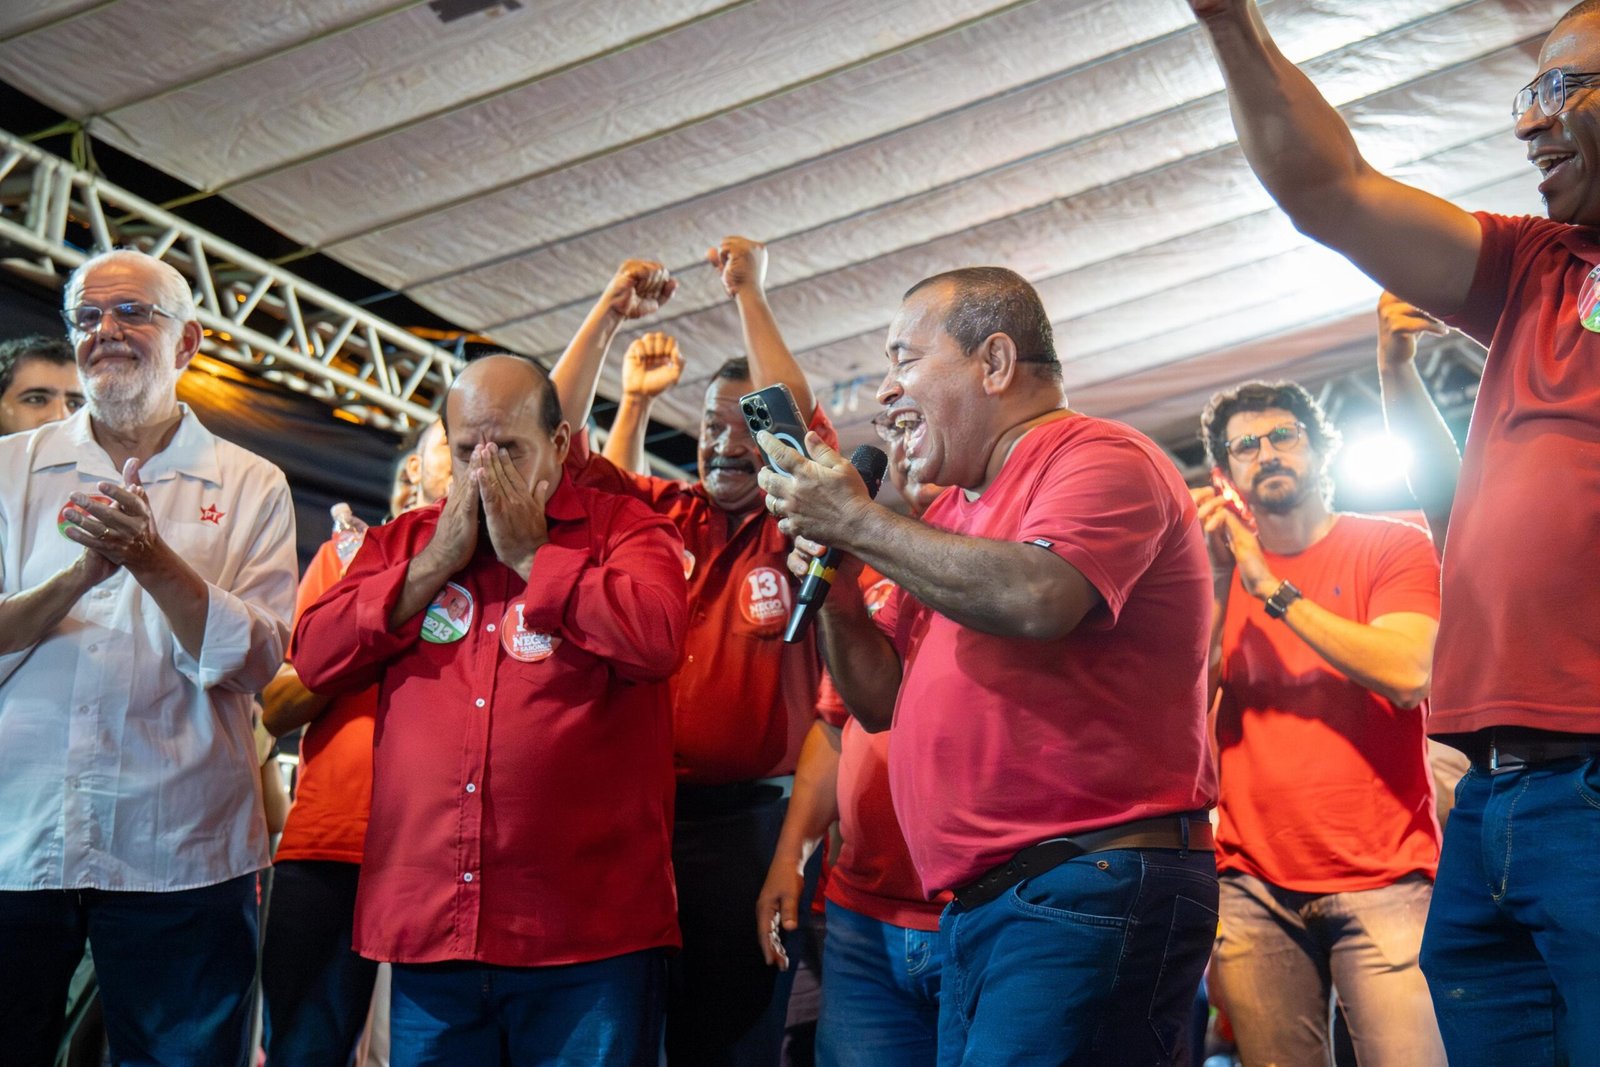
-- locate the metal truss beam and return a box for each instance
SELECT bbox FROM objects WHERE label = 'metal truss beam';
[0,129,460,431]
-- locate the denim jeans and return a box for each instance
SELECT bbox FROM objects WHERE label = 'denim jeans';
[261,860,380,1067]
[388,949,667,1067]
[1212,871,1446,1067]
[0,873,259,1067]
[816,900,944,1067]
[1420,756,1600,1067]
[937,847,1217,1067]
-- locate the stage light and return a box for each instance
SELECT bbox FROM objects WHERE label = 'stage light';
[1339,433,1411,488]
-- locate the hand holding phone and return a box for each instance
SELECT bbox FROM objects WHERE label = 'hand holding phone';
[1210,467,1258,534]
[740,384,811,476]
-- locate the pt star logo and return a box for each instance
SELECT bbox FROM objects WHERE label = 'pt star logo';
[199,504,225,525]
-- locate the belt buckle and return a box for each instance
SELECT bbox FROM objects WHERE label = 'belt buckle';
[1488,741,1525,776]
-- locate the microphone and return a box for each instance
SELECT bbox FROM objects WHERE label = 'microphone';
[784,444,889,644]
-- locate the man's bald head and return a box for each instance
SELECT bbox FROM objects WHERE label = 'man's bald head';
[445,353,562,438]
[442,353,570,496]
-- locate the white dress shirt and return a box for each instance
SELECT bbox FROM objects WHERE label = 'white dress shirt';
[0,405,297,891]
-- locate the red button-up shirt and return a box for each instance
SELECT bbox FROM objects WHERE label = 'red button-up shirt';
[565,410,836,785]
[292,475,688,966]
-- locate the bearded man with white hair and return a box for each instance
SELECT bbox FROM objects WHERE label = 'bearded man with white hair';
[0,248,297,1066]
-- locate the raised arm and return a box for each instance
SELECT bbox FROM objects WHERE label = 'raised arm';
[1375,292,1462,547]
[708,237,815,414]
[549,260,676,430]
[1189,0,1482,314]
[602,332,686,475]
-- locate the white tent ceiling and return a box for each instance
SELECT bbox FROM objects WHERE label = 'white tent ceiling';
[0,0,1563,455]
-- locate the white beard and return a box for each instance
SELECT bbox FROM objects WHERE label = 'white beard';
[85,353,180,432]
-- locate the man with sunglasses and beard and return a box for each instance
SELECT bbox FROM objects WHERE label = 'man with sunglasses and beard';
[1193,380,1445,1067]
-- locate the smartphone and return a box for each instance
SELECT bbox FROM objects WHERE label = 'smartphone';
[739,384,811,476]
[1210,467,1258,533]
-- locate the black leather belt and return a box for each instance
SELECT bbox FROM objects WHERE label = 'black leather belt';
[1451,729,1600,776]
[952,811,1214,911]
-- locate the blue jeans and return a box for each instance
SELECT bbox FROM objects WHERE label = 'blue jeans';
[1420,756,1600,1067]
[0,873,259,1067]
[937,847,1217,1067]
[817,900,944,1067]
[388,950,667,1066]
[1212,871,1445,1067]
[261,860,379,1067]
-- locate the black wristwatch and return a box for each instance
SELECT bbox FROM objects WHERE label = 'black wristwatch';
[1263,580,1302,620]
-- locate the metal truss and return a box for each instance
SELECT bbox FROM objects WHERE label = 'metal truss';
[0,129,459,431]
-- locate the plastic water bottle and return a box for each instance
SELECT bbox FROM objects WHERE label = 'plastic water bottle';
[330,503,369,566]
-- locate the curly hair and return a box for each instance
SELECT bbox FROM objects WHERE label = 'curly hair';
[1199,380,1342,472]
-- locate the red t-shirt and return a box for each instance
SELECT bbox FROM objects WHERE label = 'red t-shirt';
[1215,515,1442,893]
[565,409,837,785]
[276,539,377,864]
[817,570,948,931]
[291,477,687,966]
[1433,212,1600,735]
[875,415,1217,895]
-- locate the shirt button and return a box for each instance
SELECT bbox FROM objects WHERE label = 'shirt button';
[463,872,474,883]
[78,705,90,714]
[465,783,476,793]
[486,623,496,632]
[87,644,98,653]
[475,698,485,708]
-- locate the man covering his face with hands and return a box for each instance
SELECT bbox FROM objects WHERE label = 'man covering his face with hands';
[293,353,688,1067]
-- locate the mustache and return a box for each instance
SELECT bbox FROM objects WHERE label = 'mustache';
[1253,464,1295,487]
[88,341,138,360]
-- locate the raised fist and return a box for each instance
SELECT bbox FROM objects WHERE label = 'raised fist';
[622,332,686,400]
[605,260,677,320]
[706,236,768,299]
[1376,291,1447,369]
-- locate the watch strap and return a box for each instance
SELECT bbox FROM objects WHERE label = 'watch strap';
[1264,580,1302,619]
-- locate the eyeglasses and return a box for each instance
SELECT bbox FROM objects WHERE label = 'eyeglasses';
[1224,421,1307,461]
[61,301,178,335]
[1513,67,1600,120]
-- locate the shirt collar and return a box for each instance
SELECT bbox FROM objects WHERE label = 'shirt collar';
[545,472,583,524]
[29,403,220,485]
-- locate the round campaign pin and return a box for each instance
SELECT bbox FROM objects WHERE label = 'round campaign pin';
[57,495,114,538]
[739,565,792,631]
[863,577,896,619]
[499,603,561,662]
[421,582,473,644]
[1579,264,1600,332]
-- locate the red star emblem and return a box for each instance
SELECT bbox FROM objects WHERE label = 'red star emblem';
[199,504,225,525]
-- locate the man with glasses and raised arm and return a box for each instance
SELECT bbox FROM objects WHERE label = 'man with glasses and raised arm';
[0,248,297,1066]
[1192,381,1445,1067]
[1188,2,1600,1059]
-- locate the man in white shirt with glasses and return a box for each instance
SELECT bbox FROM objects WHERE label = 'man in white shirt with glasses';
[0,248,296,1067]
